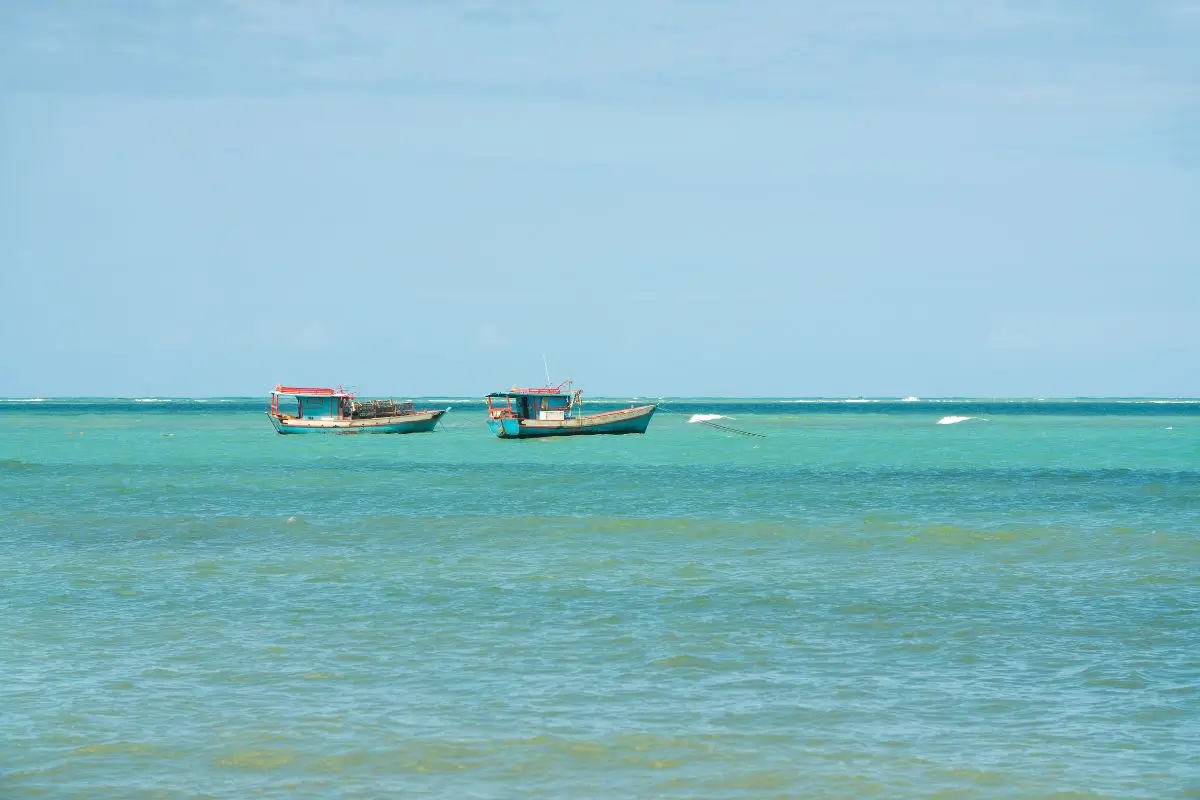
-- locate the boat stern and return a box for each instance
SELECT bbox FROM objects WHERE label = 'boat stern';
[487,417,521,438]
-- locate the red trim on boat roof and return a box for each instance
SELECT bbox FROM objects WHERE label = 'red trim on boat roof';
[273,385,350,396]
[504,384,576,394]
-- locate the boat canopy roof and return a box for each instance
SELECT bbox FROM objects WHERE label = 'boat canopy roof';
[488,386,579,400]
[272,385,353,398]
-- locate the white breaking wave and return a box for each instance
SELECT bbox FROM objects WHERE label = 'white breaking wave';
[937,416,975,425]
[689,414,728,423]
[5,398,46,402]
[135,398,170,403]
[901,396,920,402]
[843,398,874,403]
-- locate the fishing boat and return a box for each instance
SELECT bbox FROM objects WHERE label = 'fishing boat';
[267,385,447,435]
[485,381,656,439]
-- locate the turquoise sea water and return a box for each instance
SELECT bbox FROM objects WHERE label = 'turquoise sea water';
[2,398,1198,798]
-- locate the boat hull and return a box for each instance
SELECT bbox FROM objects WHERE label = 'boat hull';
[269,408,447,435]
[488,404,656,439]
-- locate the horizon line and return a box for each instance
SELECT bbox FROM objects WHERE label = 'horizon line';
[4,395,1200,402]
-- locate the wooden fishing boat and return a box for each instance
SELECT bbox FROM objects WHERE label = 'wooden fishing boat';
[485,382,656,439]
[267,385,447,435]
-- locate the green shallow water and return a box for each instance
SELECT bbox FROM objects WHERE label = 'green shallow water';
[2,400,1198,797]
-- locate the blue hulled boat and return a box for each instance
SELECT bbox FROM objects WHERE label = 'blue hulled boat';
[485,382,656,439]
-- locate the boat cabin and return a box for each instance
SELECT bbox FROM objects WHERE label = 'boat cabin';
[270,386,353,420]
[486,386,580,422]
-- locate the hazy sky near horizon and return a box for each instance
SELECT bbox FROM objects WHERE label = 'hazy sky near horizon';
[2,1,1198,397]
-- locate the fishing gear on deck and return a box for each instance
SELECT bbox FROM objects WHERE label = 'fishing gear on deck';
[349,399,415,419]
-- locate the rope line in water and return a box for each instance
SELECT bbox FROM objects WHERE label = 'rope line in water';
[657,400,765,437]
[700,420,766,438]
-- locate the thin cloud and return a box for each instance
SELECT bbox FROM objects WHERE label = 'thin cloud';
[3,0,1192,114]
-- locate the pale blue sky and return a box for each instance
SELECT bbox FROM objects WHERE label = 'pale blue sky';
[2,1,1197,397]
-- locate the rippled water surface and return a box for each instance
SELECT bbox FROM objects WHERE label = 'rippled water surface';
[2,399,1198,797]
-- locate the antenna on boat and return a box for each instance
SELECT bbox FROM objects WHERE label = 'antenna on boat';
[542,354,552,388]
